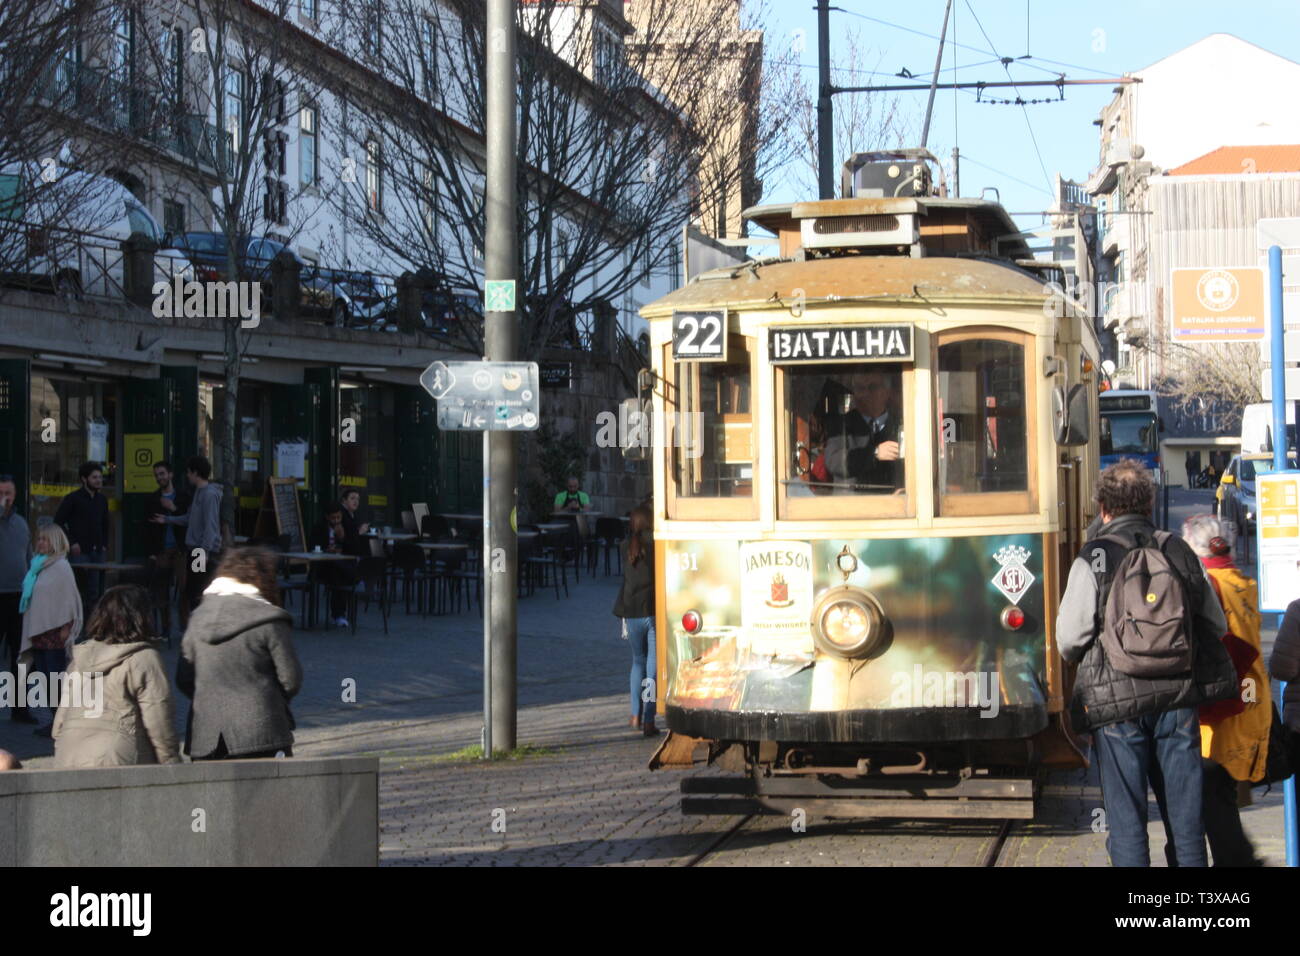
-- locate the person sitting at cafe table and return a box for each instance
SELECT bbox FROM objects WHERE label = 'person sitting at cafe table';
[554,476,590,513]
[339,489,370,538]
[310,503,362,628]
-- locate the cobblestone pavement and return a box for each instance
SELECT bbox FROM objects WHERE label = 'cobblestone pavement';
[2,553,1291,866]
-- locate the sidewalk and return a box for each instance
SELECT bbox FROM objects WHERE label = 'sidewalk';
[2,562,1291,866]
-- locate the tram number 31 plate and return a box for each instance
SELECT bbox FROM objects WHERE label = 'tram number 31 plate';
[672,310,727,361]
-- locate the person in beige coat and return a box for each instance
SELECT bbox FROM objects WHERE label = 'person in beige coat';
[18,523,82,735]
[53,585,180,767]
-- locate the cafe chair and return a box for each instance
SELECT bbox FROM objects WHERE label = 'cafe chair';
[349,540,390,635]
[276,534,314,629]
[430,545,479,614]
[422,513,452,541]
[527,527,569,599]
[401,510,418,534]
[595,517,626,576]
[390,541,433,615]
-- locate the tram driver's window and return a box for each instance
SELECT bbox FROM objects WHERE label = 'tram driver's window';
[785,363,906,496]
[671,337,753,503]
[936,336,1030,503]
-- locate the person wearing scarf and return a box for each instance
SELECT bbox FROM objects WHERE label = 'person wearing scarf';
[1172,514,1270,866]
[18,524,84,736]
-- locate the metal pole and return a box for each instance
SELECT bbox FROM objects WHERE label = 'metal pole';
[485,0,518,753]
[1271,245,1287,474]
[481,429,491,758]
[816,0,834,199]
[920,0,953,149]
[1269,243,1298,865]
[951,146,960,198]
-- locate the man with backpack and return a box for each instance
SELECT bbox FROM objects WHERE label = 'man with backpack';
[1056,459,1237,866]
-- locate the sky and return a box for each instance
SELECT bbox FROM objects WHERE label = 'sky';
[759,0,1300,226]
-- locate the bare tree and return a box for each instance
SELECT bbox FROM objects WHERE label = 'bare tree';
[788,25,920,199]
[1155,341,1261,434]
[326,0,798,354]
[132,0,326,530]
[0,0,148,279]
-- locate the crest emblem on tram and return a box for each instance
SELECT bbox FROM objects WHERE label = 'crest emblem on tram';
[991,546,1034,605]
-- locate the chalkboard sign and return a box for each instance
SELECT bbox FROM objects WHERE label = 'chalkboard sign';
[540,362,572,389]
[255,477,305,551]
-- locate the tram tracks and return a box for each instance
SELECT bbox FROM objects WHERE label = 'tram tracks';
[686,814,1018,867]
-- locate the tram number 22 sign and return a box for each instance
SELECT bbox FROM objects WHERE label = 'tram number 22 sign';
[672,310,727,361]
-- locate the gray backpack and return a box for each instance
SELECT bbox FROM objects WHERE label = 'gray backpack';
[1099,530,1195,677]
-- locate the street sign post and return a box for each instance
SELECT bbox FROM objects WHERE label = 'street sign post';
[421,355,535,760]
[420,360,540,432]
[1258,242,1298,867]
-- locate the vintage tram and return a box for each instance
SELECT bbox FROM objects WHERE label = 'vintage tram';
[637,151,1101,819]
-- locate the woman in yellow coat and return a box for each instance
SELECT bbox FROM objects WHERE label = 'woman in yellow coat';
[1182,514,1269,866]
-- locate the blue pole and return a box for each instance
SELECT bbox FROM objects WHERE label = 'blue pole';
[1270,245,1286,474]
[1271,244,1298,867]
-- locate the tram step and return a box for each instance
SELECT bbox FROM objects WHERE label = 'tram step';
[681,774,1034,799]
[681,795,1035,820]
[681,797,763,816]
[681,777,755,795]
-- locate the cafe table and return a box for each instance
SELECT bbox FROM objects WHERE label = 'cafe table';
[280,551,358,629]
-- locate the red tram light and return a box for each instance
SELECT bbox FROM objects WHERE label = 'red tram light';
[682,610,702,633]
[1001,606,1026,630]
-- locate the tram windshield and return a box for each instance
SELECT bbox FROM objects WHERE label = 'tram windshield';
[785,363,907,497]
[1100,412,1158,456]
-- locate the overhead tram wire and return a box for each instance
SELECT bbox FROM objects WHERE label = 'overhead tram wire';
[962,0,1053,196]
[959,153,1054,198]
[836,5,1116,80]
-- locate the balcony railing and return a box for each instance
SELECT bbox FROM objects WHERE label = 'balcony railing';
[35,60,224,171]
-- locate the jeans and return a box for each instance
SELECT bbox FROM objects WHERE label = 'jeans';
[1094,706,1206,867]
[29,647,67,725]
[1152,757,1260,867]
[69,547,105,615]
[626,616,656,724]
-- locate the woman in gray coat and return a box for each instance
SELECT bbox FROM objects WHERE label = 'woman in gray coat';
[177,547,302,759]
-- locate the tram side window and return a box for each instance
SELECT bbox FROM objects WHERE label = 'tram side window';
[671,338,753,500]
[936,337,1029,497]
[785,363,906,496]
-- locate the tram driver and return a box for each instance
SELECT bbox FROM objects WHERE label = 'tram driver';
[815,367,904,493]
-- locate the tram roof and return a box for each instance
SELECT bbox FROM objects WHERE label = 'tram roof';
[640,253,1060,319]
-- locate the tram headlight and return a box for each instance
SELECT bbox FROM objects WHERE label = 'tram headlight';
[810,587,890,660]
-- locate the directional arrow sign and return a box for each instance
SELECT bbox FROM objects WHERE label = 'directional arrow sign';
[421,360,540,432]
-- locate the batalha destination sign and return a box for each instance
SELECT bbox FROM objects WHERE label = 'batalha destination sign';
[768,324,913,363]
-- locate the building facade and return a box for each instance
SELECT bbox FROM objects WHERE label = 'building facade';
[0,0,750,555]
